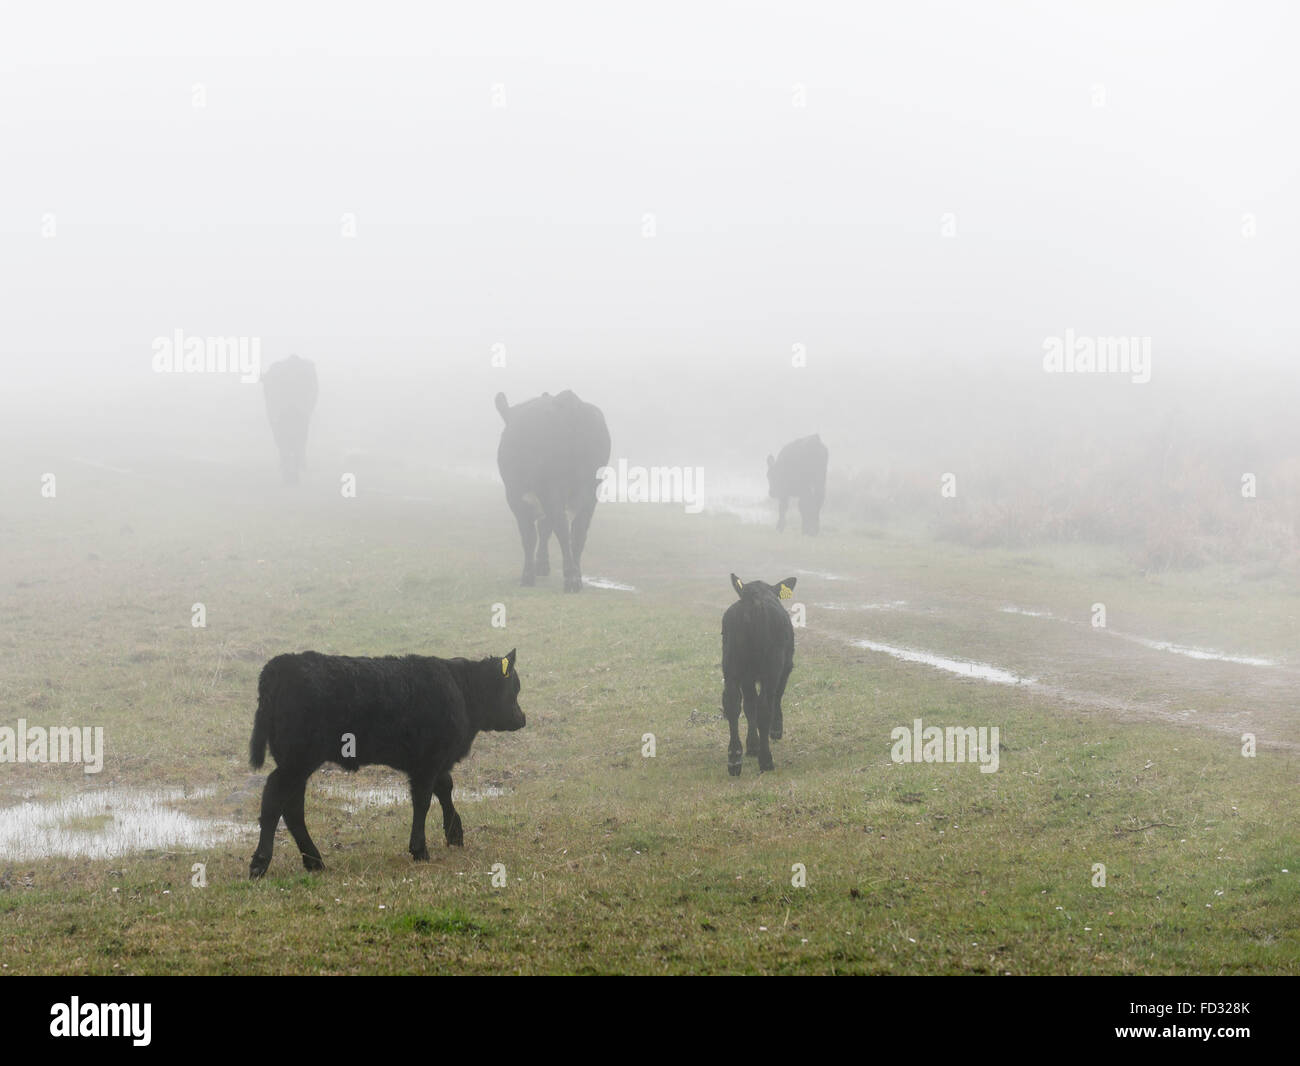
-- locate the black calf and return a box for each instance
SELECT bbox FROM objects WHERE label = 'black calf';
[248,649,525,878]
[720,574,796,776]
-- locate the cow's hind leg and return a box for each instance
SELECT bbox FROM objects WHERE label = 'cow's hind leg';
[723,678,744,776]
[535,515,552,576]
[434,772,463,846]
[250,768,285,879]
[409,774,435,861]
[568,495,597,588]
[280,774,325,871]
[510,497,539,585]
[545,493,581,592]
[800,487,823,535]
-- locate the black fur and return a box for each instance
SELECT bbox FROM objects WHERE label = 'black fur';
[766,434,829,534]
[261,355,318,485]
[495,390,611,592]
[247,649,524,878]
[721,574,796,775]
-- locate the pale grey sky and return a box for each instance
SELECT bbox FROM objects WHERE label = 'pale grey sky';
[1,2,1295,467]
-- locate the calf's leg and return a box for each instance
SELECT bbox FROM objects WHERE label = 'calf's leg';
[434,772,463,846]
[409,774,435,861]
[743,680,760,756]
[280,774,325,871]
[771,658,792,740]
[723,679,744,776]
[250,768,285,878]
[755,674,777,772]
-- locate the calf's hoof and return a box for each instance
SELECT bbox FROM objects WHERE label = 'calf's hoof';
[249,857,269,880]
[302,854,325,872]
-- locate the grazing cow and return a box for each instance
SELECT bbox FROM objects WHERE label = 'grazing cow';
[261,355,318,485]
[767,434,829,534]
[247,649,525,878]
[721,574,796,776]
[495,390,611,592]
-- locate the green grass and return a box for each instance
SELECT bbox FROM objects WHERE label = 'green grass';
[0,463,1296,973]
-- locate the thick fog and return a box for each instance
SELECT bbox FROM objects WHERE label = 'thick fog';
[2,2,1297,547]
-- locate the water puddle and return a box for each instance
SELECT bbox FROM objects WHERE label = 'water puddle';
[585,577,637,591]
[851,638,1034,686]
[998,606,1276,667]
[1120,635,1276,668]
[999,605,1056,618]
[0,787,245,861]
[320,781,506,814]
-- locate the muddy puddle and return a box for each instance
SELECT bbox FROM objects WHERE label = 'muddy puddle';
[851,637,1034,686]
[0,787,246,862]
[585,576,637,591]
[319,781,507,814]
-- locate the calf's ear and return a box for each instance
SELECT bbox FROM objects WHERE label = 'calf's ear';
[776,577,797,599]
[730,573,745,598]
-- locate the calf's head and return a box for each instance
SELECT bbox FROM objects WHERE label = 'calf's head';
[481,648,526,731]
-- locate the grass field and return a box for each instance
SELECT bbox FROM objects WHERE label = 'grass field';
[1,454,1297,974]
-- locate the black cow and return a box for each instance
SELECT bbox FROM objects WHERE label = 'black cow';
[247,649,525,878]
[261,355,318,485]
[767,434,829,534]
[495,390,611,592]
[721,574,796,776]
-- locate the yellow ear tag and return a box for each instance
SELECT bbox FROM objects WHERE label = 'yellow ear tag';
[501,659,510,677]
[779,584,792,599]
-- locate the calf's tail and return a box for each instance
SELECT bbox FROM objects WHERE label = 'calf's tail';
[249,693,270,769]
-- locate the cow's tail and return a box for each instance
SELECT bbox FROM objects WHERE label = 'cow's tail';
[494,392,511,423]
[249,681,271,769]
